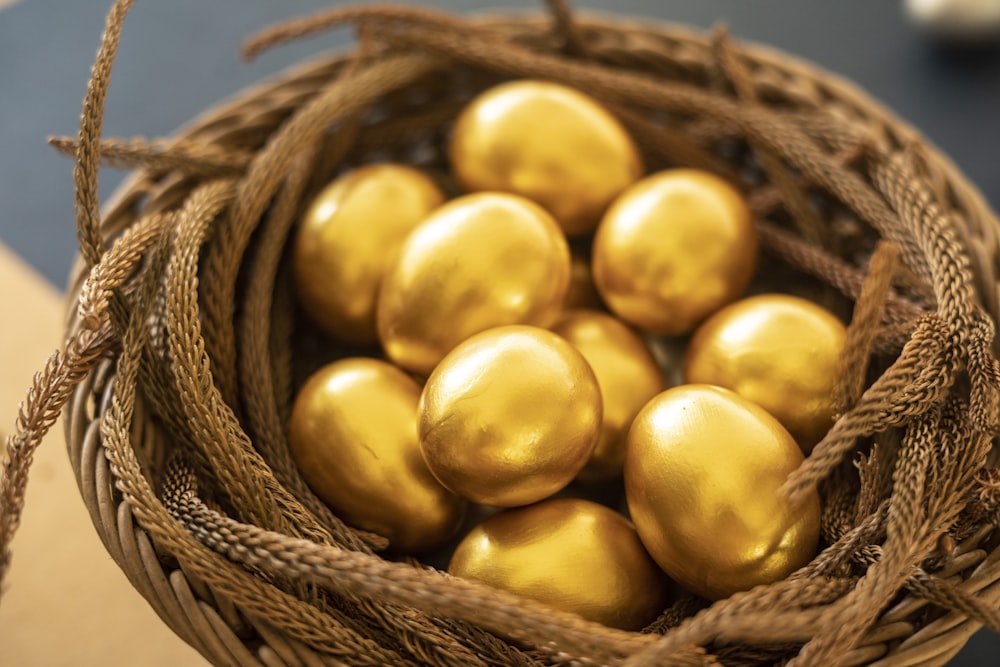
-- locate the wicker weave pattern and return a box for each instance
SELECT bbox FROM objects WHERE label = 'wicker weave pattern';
[2,1,1000,665]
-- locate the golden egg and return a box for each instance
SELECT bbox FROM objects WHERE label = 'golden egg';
[551,310,664,479]
[564,250,604,310]
[592,169,757,335]
[292,164,445,343]
[684,294,846,452]
[448,498,669,630]
[624,384,820,600]
[288,358,466,553]
[419,325,601,507]
[449,80,643,236]
[377,193,570,375]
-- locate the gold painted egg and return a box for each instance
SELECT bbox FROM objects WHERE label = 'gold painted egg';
[624,384,820,600]
[551,309,664,479]
[684,294,846,451]
[377,192,571,376]
[449,80,643,236]
[288,358,466,553]
[448,498,670,630]
[292,164,445,343]
[419,325,601,507]
[593,169,757,335]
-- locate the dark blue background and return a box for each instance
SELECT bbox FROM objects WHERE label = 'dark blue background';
[1,1,997,664]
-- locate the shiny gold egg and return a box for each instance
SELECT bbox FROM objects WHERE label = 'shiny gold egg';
[448,498,669,630]
[449,80,643,236]
[684,294,846,452]
[592,169,757,335]
[624,384,820,600]
[288,358,466,553]
[377,193,571,375]
[419,325,602,507]
[292,164,445,343]
[551,310,664,479]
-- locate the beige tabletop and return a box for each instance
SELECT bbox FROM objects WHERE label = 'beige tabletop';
[0,241,207,666]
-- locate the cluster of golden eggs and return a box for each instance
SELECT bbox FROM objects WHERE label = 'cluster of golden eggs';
[288,80,846,630]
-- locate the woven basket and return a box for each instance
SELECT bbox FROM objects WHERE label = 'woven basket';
[6,0,1000,665]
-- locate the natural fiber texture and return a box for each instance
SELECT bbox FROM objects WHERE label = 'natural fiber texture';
[3,0,1000,664]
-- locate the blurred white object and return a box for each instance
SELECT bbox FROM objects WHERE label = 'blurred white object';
[906,0,1000,39]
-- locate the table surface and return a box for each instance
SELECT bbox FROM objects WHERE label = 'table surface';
[0,1,998,665]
